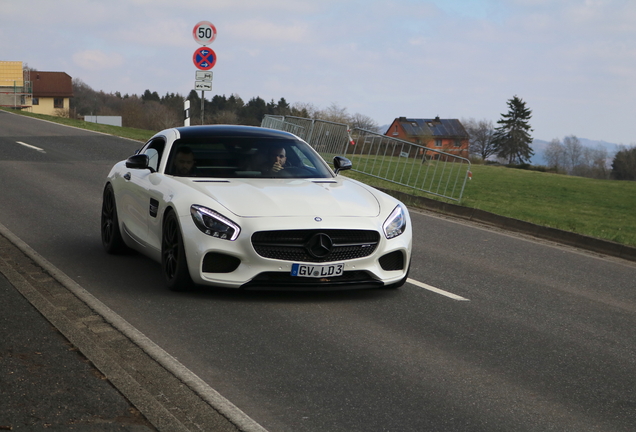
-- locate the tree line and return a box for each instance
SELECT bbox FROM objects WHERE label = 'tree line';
[69,80,634,181]
[463,95,635,181]
[69,78,379,132]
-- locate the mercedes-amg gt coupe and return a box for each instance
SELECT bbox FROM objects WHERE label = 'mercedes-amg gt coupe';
[101,125,411,291]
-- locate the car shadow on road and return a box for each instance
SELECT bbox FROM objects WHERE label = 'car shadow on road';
[180,283,401,305]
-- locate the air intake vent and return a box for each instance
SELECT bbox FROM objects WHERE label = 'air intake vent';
[379,251,404,271]
[202,252,241,273]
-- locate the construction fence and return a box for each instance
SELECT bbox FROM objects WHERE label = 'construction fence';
[261,115,471,202]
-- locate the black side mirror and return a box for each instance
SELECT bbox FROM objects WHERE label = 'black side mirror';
[125,154,154,172]
[333,156,352,175]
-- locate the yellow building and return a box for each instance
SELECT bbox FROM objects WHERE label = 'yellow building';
[31,71,73,116]
[0,61,31,109]
[0,61,73,115]
[0,61,23,86]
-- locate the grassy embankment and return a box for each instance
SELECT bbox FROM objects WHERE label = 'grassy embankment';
[4,108,154,142]
[5,108,635,247]
[345,164,636,247]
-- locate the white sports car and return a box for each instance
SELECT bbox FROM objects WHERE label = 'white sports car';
[101,125,411,291]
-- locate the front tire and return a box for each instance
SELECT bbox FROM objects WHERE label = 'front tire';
[101,184,128,254]
[162,210,194,292]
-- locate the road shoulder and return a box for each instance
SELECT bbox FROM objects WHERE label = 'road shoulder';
[0,224,262,432]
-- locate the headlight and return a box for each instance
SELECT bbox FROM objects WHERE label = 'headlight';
[383,204,407,239]
[190,205,240,241]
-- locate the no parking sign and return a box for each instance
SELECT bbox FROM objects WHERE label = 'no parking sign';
[193,47,217,70]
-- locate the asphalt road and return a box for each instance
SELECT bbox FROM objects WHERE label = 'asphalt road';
[1,110,636,431]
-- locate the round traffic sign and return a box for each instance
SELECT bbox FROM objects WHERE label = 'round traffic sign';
[193,21,217,45]
[193,47,217,70]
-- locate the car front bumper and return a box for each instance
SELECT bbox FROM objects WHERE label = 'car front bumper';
[180,213,412,290]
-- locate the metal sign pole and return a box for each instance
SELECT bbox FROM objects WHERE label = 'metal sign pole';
[201,90,205,125]
[192,21,216,125]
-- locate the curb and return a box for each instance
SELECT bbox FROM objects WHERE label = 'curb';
[0,221,268,432]
[379,188,636,263]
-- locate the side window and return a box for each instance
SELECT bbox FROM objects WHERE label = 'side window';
[290,145,315,169]
[143,138,166,172]
[146,149,160,171]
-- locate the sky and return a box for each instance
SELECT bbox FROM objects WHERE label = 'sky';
[2,0,635,145]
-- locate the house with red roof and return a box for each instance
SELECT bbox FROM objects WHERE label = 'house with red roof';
[31,71,73,116]
[385,116,470,159]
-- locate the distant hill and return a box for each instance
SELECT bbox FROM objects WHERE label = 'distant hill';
[530,138,627,166]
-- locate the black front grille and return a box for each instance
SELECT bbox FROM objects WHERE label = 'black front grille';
[251,229,380,263]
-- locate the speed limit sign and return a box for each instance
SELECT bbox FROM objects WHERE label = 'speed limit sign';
[193,21,217,45]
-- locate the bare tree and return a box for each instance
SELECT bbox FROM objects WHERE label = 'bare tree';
[349,112,379,132]
[143,101,180,130]
[562,135,583,173]
[463,118,496,161]
[120,96,145,128]
[545,136,610,178]
[590,146,610,179]
[290,102,319,118]
[319,102,351,124]
[574,145,609,179]
[53,108,70,118]
[208,109,239,125]
[544,138,566,172]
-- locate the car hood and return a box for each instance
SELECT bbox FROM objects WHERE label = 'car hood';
[189,178,380,218]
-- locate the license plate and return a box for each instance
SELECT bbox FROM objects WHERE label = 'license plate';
[291,263,344,278]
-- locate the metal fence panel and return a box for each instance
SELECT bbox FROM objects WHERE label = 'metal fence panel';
[262,115,471,202]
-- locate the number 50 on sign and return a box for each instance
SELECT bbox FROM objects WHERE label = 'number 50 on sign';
[193,21,217,45]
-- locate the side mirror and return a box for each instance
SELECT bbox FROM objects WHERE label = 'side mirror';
[333,156,352,175]
[125,154,153,172]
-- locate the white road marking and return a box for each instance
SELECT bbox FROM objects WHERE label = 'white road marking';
[407,278,470,301]
[16,141,46,153]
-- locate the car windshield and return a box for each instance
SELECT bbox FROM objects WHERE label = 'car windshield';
[165,137,334,179]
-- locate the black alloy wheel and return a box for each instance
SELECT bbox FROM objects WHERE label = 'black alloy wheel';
[101,184,127,254]
[162,210,193,291]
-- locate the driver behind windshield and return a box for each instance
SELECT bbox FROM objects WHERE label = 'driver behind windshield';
[262,146,289,174]
[172,146,196,176]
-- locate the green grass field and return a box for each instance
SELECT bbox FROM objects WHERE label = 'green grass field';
[4,108,635,247]
[4,109,154,142]
[461,165,636,246]
[344,164,636,247]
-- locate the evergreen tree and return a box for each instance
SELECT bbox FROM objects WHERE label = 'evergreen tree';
[464,118,497,161]
[141,89,161,103]
[275,97,290,116]
[493,95,534,164]
[187,90,201,124]
[240,97,267,125]
[226,94,244,113]
[611,146,636,180]
[209,94,228,112]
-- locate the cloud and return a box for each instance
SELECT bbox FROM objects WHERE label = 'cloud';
[225,19,312,43]
[115,20,191,49]
[72,50,125,71]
